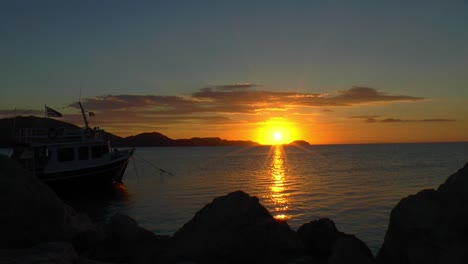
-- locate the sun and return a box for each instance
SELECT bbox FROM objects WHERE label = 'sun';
[273,131,282,142]
[257,119,298,145]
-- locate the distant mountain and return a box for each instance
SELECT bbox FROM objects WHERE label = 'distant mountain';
[288,140,311,146]
[0,116,83,147]
[115,132,174,147]
[173,137,259,147]
[0,116,259,147]
[114,133,259,147]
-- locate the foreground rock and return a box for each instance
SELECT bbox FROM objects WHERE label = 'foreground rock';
[0,242,79,264]
[172,190,302,263]
[89,213,170,263]
[377,163,468,264]
[0,155,95,249]
[298,218,374,264]
[0,242,109,264]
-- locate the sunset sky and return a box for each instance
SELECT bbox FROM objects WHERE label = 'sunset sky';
[1,1,467,144]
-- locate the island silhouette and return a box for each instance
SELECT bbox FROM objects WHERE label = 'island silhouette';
[0,116,310,147]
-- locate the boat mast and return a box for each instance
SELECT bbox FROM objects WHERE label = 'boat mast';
[78,101,90,129]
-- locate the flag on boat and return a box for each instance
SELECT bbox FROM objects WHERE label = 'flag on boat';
[45,105,62,117]
[88,111,95,117]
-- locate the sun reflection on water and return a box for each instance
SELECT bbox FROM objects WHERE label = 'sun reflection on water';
[270,145,289,220]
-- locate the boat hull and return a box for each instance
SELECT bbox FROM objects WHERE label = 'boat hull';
[38,154,133,190]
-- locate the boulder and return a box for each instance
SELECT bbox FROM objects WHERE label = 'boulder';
[377,163,468,264]
[0,242,109,264]
[0,242,78,264]
[297,218,342,256]
[172,190,302,263]
[329,235,374,264]
[0,155,95,248]
[90,213,170,263]
[106,213,156,244]
[298,218,374,264]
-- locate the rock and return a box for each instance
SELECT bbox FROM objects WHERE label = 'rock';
[90,213,170,263]
[297,218,374,263]
[377,163,468,264]
[286,255,320,264]
[0,242,78,264]
[0,242,109,264]
[0,155,95,248]
[172,190,302,263]
[106,213,156,243]
[329,235,374,264]
[297,218,342,256]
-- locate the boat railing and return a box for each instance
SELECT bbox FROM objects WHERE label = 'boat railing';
[15,127,103,144]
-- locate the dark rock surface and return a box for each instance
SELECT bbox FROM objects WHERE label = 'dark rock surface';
[0,155,95,249]
[329,234,375,264]
[172,190,302,263]
[377,163,468,264]
[0,242,111,264]
[298,218,374,264]
[89,213,170,263]
[298,218,342,257]
[0,242,87,264]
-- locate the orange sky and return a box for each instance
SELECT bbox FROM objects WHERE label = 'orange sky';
[58,87,466,145]
[2,87,467,145]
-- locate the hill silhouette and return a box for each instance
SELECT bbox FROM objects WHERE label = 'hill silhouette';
[288,140,311,146]
[0,116,259,147]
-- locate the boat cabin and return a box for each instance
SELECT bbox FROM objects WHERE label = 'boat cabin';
[13,127,114,176]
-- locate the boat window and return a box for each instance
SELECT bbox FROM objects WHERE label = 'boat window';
[34,147,48,164]
[78,146,89,160]
[57,147,74,162]
[102,145,109,155]
[92,146,102,159]
[46,148,53,160]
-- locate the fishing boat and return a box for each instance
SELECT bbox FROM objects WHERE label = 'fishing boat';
[11,103,135,189]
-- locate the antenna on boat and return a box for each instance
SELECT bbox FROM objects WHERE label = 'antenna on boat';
[78,101,90,129]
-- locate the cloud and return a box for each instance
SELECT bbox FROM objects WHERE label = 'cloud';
[69,95,192,112]
[328,87,424,105]
[350,116,456,123]
[0,109,43,116]
[420,119,456,122]
[69,86,424,117]
[381,118,405,123]
[61,86,426,133]
[209,83,259,91]
[1,85,430,136]
[192,86,423,109]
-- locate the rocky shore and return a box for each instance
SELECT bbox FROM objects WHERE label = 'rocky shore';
[1,154,467,263]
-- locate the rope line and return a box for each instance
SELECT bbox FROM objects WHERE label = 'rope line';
[134,152,174,176]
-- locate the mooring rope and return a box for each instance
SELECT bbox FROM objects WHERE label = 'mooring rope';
[133,151,174,176]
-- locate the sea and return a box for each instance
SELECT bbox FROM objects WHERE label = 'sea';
[2,142,468,254]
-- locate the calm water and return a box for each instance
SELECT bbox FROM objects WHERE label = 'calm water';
[6,143,468,254]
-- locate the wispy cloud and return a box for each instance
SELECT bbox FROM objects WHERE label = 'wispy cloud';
[70,86,424,115]
[0,85,433,136]
[0,109,43,116]
[350,116,456,123]
[419,119,457,122]
[192,86,423,110]
[68,95,192,112]
[326,87,424,105]
[208,83,259,91]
